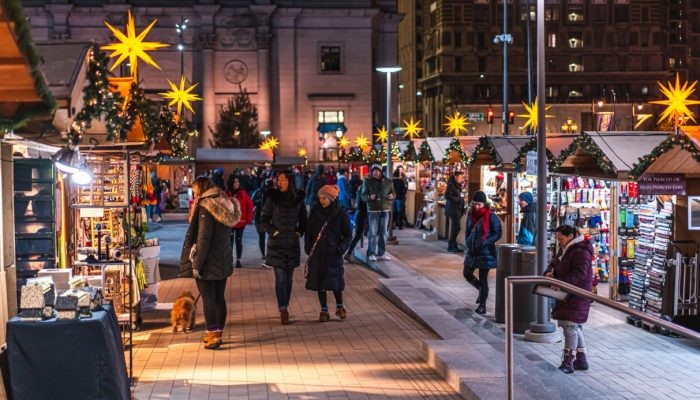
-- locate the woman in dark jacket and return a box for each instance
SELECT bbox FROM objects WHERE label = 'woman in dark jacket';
[261,170,307,324]
[345,191,368,263]
[463,190,502,315]
[227,176,254,268]
[445,172,465,252]
[251,179,274,260]
[545,224,593,374]
[305,185,352,322]
[179,176,241,349]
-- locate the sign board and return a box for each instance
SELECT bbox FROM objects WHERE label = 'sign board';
[526,151,537,176]
[466,112,484,122]
[638,173,686,195]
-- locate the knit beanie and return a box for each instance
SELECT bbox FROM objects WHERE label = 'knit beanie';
[518,191,534,204]
[371,164,382,173]
[318,184,339,202]
[472,190,488,204]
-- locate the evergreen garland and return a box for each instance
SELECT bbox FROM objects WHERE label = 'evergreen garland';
[417,140,434,162]
[347,147,367,162]
[574,133,615,175]
[368,145,386,163]
[209,86,261,148]
[442,136,469,164]
[512,137,556,172]
[401,140,418,161]
[553,139,579,171]
[629,133,700,179]
[469,136,500,168]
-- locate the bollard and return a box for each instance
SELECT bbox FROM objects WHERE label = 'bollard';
[496,244,521,323]
[512,247,537,333]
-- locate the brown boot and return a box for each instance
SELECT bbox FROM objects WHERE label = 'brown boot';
[203,331,221,350]
[201,331,224,344]
[574,348,589,371]
[280,309,290,325]
[319,311,330,322]
[335,307,347,320]
[559,348,575,374]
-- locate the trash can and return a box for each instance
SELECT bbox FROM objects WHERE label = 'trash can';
[511,246,538,334]
[496,244,521,323]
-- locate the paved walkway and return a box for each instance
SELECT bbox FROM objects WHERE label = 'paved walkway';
[376,229,700,400]
[132,222,461,399]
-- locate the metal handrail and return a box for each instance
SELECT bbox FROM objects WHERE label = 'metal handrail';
[505,275,700,400]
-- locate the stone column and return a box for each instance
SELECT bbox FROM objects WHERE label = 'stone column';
[1,143,16,338]
[194,5,220,148]
[251,5,276,134]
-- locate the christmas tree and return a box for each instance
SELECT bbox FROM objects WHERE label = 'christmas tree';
[418,140,434,162]
[209,85,261,148]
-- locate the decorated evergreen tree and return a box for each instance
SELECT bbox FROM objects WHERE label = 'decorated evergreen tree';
[209,86,261,148]
[401,140,418,161]
[418,140,434,162]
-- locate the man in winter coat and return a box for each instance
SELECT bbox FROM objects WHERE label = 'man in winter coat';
[445,172,465,252]
[361,165,396,261]
[392,166,409,229]
[545,224,593,374]
[516,191,537,245]
[305,165,328,208]
[337,169,352,210]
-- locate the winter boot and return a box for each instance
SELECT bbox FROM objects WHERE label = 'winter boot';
[559,348,575,374]
[574,348,589,371]
[335,307,347,320]
[203,331,221,350]
[319,311,330,322]
[280,309,290,325]
[475,304,486,315]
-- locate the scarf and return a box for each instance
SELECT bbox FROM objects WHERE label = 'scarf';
[469,206,491,241]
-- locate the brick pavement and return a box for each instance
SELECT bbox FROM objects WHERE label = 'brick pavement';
[380,229,700,400]
[132,223,461,400]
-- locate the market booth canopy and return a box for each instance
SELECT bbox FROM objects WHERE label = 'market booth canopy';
[469,135,532,171]
[512,134,577,172]
[0,0,56,130]
[629,127,700,178]
[557,131,669,180]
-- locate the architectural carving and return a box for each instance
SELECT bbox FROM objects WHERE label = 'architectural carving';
[199,33,216,49]
[223,60,248,84]
[218,24,255,50]
[256,33,271,50]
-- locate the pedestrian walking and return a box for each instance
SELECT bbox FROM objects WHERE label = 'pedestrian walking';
[261,171,308,325]
[337,169,352,210]
[349,171,362,203]
[392,167,409,229]
[305,165,328,209]
[304,185,352,322]
[345,191,367,263]
[445,171,465,252]
[516,191,537,245]
[361,165,395,261]
[545,224,593,374]
[251,179,274,261]
[179,176,241,349]
[228,175,254,268]
[463,190,502,315]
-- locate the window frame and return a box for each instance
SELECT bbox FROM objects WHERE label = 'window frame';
[318,43,344,74]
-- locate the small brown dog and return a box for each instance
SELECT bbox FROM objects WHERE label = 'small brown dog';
[171,291,196,333]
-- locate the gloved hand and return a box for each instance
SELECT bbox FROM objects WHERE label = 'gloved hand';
[192,269,202,279]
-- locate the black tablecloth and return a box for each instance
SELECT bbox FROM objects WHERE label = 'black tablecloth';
[6,304,130,400]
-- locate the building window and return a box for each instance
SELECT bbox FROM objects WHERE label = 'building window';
[614,6,629,23]
[318,110,344,123]
[475,6,490,23]
[477,32,487,49]
[548,33,557,48]
[442,31,451,46]
[591,5,606,23]
[320,46,341,73]
[545,6,560,22]
[640,6,650,23]
[520,4,535,21]
[455,57,462,72]
[318,110,345,162]
[546,86,559,99]
[569,33,583,48]
[478,57,486,73]
[474,85,490,100]
[567,7,584,23]
[455,32,462,48]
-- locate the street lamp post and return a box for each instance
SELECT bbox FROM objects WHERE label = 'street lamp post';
[611,89,617,131]
[376,66,401,243]
[175,18,189,77]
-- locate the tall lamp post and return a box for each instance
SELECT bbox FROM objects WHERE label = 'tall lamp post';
[175,18,189,77]
[376,66,401,243]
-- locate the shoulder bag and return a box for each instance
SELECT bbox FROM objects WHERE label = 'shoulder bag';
[304,221,328,279]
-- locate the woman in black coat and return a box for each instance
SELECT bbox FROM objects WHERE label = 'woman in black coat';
[545,224,594,374]
[261,170,307,325]
[179,176,241,349]
[305,185,352,322]
[463,191,502,315]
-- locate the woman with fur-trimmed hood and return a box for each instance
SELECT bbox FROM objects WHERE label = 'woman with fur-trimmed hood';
[180,176,241,349]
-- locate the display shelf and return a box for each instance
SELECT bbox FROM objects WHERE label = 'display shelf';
[74,156,128,206]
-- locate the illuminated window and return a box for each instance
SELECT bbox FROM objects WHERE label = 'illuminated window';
[320,46,341,73]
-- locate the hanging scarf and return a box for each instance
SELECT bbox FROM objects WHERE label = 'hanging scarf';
[469,206,491,241]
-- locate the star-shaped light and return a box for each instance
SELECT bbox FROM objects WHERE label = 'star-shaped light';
[355,134,370,150]
[517,97,553,133]
[101,10,169,77]
[444,111,469,136]
[297,147,307,157]
[265,136,279,150]
[402,117,423,139]
[259,140,270,150]
[338,136,350,148]
[159,76,203,116]
[374,126,388,143]
[650,73,700,126]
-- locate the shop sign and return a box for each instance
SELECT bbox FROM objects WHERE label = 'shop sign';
[466,112,484,122]
[526,151,537,175]
[638,173,686,195]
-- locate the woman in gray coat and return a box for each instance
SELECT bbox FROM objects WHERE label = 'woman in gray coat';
[180,176,241,349]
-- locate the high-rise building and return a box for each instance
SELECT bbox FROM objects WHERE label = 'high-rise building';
[400,0,694,136]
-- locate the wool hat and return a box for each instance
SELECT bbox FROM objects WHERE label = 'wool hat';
[318,184,340,202]
[370,164,382,172]
[472,190,488,204]
[518,191,534,204]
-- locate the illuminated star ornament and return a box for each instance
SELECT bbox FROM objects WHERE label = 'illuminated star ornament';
[264,136,279,150]
[297,147,308,157]
[650,72,700,127]
[101,10,169,77]
[402,117,423,139]
[338,136,350,148]
[374,126,388,143]
[355,134,370,150]
[518,97,553,133]
[444,111,469,136]
[160,76,203,116]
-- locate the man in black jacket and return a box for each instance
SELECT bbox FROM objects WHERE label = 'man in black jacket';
[445,171,465,252]
[305,165,327,208]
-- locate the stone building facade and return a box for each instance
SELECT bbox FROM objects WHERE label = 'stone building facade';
[21,1,400,162]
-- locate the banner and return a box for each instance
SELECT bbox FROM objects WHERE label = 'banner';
[638,173,686,195]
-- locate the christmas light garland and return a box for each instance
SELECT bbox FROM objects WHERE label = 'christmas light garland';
[401,140,418,161]
[442,137,469,164]
[417,140,434,162]
[565,133,616,175]
[629,133,700,179]
[512,137,556,172]
[468,136,501,168]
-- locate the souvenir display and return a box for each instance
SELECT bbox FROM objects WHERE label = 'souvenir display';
[55,294,79,320]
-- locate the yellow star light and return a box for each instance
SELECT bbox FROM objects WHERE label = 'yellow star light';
[650,73,700,127]
[259,140,270,150]
[265,136,279,150]
[374,126,388,143]
[402,117,423,139]
[101,10,169,77]
[297,147,308,157]
[444,111,469,136]
[338,136,350,148]
[355,134,370,150]
[160,76,203,116]
[517,97,553,133]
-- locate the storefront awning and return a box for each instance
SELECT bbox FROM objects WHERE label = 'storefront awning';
[557,131,669,180]
[629,128,700,178]
[470,135,532,171]
[316,123,347,134]
[196,148,273,164]
[512,134,577,172]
